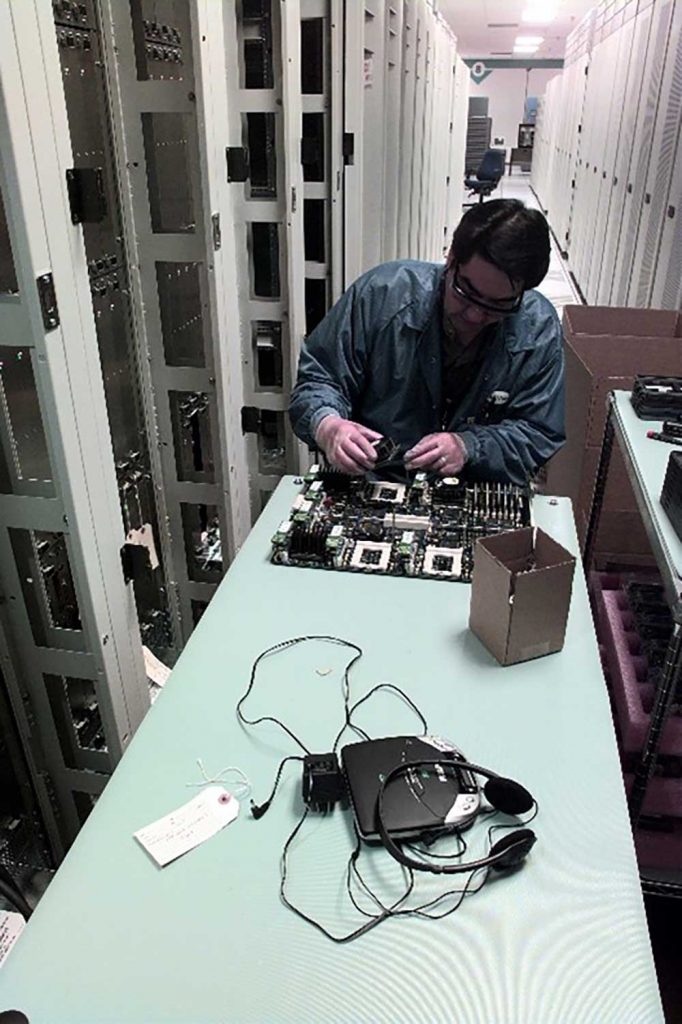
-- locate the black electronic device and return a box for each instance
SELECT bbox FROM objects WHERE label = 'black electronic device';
[342,735,537,877]
[342,735,481,841]
[631,376,682,420]
[302,753,346,813]
[661,450,682,542]
[375,757,536,875]
[370,434,404,469]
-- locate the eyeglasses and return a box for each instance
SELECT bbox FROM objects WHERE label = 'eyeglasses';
[450,264,523,316]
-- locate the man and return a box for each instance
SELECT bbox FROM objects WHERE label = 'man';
[289,199,564,485]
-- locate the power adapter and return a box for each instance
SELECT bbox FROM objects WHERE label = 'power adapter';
[301,753,346,813]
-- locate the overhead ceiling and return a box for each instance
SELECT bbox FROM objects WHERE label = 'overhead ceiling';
[438,0,597,59]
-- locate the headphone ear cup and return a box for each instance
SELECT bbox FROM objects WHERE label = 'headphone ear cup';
[489,828,536,872]
[483,776,534,815]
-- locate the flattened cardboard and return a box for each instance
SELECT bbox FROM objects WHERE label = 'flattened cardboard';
[469,527,576,666]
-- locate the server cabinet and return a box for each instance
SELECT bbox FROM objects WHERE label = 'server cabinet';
[547,6,594,264]
[381,1,403,261]
[407,7,429,259]
[585,2,637,303]
[50,0,182,661]
[0,0,149,858]
[597,0,656,303]
[345,0,460,277]
[570,4,612,297]
[100,0,251,632]
[650,4,682,311]
[396,0,418,259]
[627,1,682,307]
[611,0,674,305]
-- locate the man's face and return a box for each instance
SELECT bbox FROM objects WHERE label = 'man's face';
[442,253,523,342]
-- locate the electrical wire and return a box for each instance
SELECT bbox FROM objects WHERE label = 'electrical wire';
[332,681,429,753]
[280,809,415,943]
[250,756,304,819]
[236,636,364,755]
[240,634,535,942]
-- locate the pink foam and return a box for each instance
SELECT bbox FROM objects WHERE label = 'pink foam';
[625,773,682,817]
[635,823,682,871]
[594,583,682,756]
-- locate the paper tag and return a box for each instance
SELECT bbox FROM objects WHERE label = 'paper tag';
[0,911,25,966]
[142,645,171,688]
[134,787,239,867]
[126,523,160,570]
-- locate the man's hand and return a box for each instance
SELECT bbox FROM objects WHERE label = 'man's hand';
[315,415,382,474]
[404,433,468,476]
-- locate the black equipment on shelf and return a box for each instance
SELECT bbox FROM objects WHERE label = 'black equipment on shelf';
[661,450,682,542]
[631,376,682,420]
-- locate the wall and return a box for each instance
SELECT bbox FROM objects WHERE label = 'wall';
[468,67,560,158]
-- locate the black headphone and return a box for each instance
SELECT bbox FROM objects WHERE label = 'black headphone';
[376,758,537,875]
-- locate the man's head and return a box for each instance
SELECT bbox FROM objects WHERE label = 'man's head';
[443,200,551,341]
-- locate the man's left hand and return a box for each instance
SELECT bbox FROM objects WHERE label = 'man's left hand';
[404,433,468,475]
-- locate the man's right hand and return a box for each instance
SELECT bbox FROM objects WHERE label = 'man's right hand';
[314,415,382,474]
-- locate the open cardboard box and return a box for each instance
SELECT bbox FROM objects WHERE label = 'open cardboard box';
[469,527,576,666]
[546,307,682,498]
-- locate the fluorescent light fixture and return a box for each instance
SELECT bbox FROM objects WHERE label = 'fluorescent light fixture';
[516,36,544,45]
[514,45,539,54]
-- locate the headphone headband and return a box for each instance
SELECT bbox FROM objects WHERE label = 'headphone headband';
[376,758,536,875]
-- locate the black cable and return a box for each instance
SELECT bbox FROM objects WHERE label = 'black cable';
[346,831,415,920]
[405,831,468,860]
[280,809,415,943]
[250,756,304,819]
[332,681,429,753]
[0,878,32,920]
[240,634,517,941]
[345,830,486,924]
[236,636,363,755]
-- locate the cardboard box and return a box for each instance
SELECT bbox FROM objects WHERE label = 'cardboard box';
[546,307,682,505]
[544,305,682,560]
[469,528,576,666]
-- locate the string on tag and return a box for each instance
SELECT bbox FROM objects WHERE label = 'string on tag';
[186,758,251,800]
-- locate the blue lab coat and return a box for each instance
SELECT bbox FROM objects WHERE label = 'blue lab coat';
[289,260,565,484]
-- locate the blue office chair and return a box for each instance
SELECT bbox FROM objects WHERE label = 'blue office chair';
[464,149,506,203]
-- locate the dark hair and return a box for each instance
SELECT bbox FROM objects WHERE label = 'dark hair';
[449,199,551,290]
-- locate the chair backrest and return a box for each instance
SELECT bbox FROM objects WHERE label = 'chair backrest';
[477,148,506,182]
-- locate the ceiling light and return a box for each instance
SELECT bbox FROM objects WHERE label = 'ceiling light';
[522,3,558,25]
[516,36,544,45]
[514,45,539,54]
